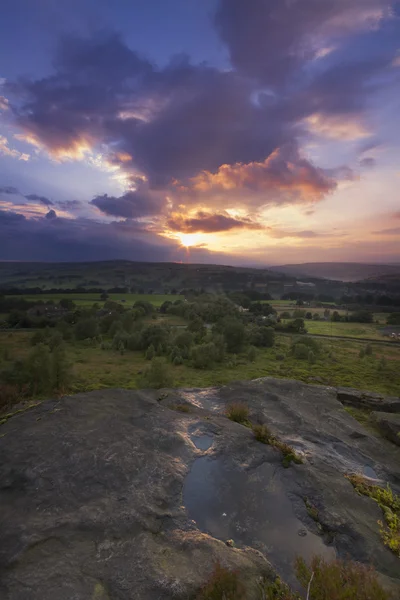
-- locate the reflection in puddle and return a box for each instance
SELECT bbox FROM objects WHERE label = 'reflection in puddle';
[363,466,378,480]
[179,388,223,412]
[184,456,334,586]
[191,434,213,451]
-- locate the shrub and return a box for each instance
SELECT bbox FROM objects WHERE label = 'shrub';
[141,357,173,389]
[346,474,400,557]
[295,555,390,600]
[252,424,271,444]
[359,348,365,358]
[145,344,156,360]
[75,317,99,340]
[247,346,257,363]
[365,344,373,356]
[226,402,249,424]
[196,562,244,600]
[191,343,218,369]
[308,350,316,364]
[293,343,309,360]
[280,311,291,319]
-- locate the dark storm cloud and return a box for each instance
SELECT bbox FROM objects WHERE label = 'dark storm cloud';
[167,211,263,233]
[215,0,393,86]
[25,193,53,206]
[0,186,19,195]
[91,186,163,219]
[45,209,57,219]
[0,208,179,262]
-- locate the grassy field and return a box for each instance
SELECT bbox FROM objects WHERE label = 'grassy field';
[1,331,399,397]
[9,293,183,307]
[304,320,385,340]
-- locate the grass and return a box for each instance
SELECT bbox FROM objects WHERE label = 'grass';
[197,556,391,600]
[252,423,303,467]
[170,403,191,413]
[226,402,250,424]
[345,474,400,557]
[1,332,400,404]
[8,292,183,307]
[304,320,386,340]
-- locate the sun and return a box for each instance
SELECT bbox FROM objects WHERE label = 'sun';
[176,232,200,248]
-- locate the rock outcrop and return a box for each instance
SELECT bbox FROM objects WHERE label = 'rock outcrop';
[0,379,399,599]
[371,412,400,447]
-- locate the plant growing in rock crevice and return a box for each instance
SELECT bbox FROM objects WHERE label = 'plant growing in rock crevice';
[345,473,400,557]
[252,424,303,468]
[198,556,391,599]
[226,402,250,425]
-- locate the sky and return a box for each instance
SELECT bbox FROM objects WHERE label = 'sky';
[0,0,399,266]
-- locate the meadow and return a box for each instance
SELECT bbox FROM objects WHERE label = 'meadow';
[1,330,399,397]
[9,293,183,307]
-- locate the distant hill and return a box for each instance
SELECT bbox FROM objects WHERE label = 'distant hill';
[270,262,400,282]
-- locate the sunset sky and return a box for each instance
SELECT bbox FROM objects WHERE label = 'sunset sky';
[0,0,399,265]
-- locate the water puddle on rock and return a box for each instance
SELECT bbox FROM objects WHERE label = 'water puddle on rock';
[363,465,378,480]
[191,434,214,451]
[184,456,334,586]
[179,388,223,412]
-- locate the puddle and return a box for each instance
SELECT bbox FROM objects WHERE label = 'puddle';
[363,466,378,479]
[191,434,213,451]
[179,388,223,412]
[184,456,334,587]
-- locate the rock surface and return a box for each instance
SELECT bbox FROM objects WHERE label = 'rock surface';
[371,411,400,447]
[336,387,400,413]
[0,379,399,599]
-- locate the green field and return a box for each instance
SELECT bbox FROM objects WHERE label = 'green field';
[1,330,399,397]
[304,320,385,340]
[10,293,183,307]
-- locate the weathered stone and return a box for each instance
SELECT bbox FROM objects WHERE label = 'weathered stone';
[0,380,399,599]
[336,387,400,412]
[371,412,400,446]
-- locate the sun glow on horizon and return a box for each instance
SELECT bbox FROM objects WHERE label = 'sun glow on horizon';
[176,232,203,248]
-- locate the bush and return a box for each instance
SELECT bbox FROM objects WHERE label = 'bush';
[226,402,249,424]
[196,562,244,600]
[308,350,316,364]
[75,318,99,340]
[141,357,173,389]
[365,344,373,356]
[294,555,390,600]
[145,344,156,360]
[280,311,291,319]
[191,343,218,369]
[252,423,271,443]
[293,343,309,360]
[247,346,257,363]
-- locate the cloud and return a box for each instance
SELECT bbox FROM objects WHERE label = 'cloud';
[304,113,371,140]
[372,227,400,235]
[178,144,337,209]
[215,0,393,86]
[0,207,220,263]
[25,193,53,206]
[267,228,346,239]
[167,211,263,233]
[45,209,57,220]
[0,186,19,195]
[0,135,30,161]
[0,96,9,111]
[359,157,376,168]
[91,184,164,219]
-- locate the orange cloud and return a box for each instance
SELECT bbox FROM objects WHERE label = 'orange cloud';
[182,146,335,205]
[304,113,370,140]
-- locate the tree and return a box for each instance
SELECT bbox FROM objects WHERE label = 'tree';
[25,344,52,395]
[59,298,76,310]
[247,346,257,362]
[51,344,71,390]
[75,318,99,340]
[217,318,245,353]
[141,357,173,388]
